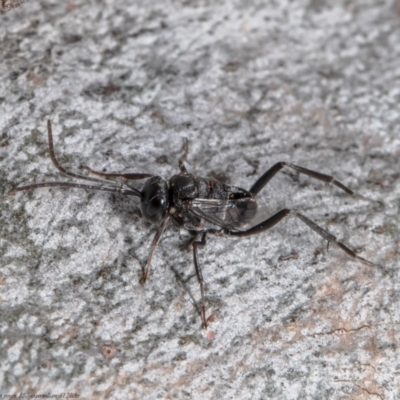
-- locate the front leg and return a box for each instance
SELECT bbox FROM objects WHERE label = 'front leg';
[192,231,208,329]
[140,217,169,285]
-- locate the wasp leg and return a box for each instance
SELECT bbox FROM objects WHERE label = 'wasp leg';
[140,217,170,285]
[249,161,354,196]
[227,209,375,267]
[192,231,208,329]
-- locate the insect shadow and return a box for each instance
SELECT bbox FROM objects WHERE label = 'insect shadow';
[10,120,376,329]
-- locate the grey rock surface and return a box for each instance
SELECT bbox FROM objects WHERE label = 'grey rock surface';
[1,0,399,398]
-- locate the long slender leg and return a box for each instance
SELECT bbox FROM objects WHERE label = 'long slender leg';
[192,231,208,329]
[228,209,375,266]
[250,161,354,196]
[140,217,170,285]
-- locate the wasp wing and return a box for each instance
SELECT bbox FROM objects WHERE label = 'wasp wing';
[190,197,258,231]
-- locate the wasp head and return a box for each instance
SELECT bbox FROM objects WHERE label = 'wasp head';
[140,176,169,223]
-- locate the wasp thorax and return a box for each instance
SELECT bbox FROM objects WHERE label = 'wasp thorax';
[140,176,169,223]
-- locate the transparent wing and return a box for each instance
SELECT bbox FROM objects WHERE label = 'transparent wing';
[190,197,258,231]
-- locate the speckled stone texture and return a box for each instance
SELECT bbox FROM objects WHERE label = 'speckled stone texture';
[1,0,399,399]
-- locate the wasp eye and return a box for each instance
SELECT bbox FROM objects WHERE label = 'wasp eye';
[148,197,163,214]
[140,176,169,223]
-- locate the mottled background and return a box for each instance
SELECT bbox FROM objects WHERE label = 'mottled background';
[1,0,399,398]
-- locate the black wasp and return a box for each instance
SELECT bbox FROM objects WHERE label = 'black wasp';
[10,121,374,329]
